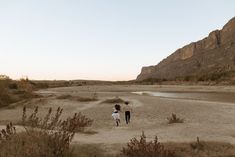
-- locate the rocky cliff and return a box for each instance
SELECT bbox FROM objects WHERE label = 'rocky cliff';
[137,17,235,81]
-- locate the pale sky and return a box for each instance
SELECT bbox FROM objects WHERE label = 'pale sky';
[0,0,235,81]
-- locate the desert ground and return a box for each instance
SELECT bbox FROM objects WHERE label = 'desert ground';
[1,85,235,154]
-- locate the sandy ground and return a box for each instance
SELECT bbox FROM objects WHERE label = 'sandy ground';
[1,85,235,153]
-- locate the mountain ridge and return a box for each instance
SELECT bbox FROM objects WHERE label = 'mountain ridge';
[136,17,235,81]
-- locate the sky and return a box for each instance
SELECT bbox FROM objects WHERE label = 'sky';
[0,0,235,81]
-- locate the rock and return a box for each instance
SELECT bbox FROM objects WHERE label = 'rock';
[137,17,235,81]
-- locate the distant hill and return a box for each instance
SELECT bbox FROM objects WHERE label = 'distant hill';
[137,17,235,83]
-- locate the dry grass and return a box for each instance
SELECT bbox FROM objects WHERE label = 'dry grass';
[56,94,98,102]
[164,138,235,157]
[0,76,38,108]
[121,132,175,157]
[0,79,16,107]
[22,106,93,132]
[0,106,94,157]
[57,94,73,99]
[71,144,114,157]
[102,97,125,104]
[0,128,73,157]
[167,113,184,124]
[121,133,235,157]
[75,96,98,102]
[72,141,213,157]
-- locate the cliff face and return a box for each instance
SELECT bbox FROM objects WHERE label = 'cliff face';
[137,17,235,81]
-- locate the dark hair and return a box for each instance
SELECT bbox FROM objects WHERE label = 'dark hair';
[115,104,121,111]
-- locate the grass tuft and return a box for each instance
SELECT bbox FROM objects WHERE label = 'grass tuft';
[167,113,184,124]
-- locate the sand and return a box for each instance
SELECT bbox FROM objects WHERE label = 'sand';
[1,85,235,153]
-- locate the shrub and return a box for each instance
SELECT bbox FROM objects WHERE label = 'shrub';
[71,144,114,157]
[22,106,93,132]
[190,137,204,150]
[57,94,73,99]
[121,132,175,157]
[17,77,35,93]
[0,125,69,157]
[0,90,14,107]
[0,75,38,108]
[0,79,15,107]
[34,82,49,89]
[183,75,197,82]
[102,97,125,104]
[164,138,235,157]
[57,94,98,102]
[92,92,98,100]
[0,106,94,157]
[75,96,98,102]
[167,113,184,124]
[8,82,18,89]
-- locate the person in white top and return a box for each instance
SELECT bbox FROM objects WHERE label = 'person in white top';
[123,101,132,124]
[111,104,121,126]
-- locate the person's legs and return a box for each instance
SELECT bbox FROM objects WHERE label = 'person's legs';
[116,119,119,126]
[128,112,131,123]
[125,111,130,124]
[125,112,128,124]
[116,118,121,126]
[127,111,130,123]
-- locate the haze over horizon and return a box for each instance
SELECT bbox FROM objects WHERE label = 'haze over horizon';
[1,0,235,81]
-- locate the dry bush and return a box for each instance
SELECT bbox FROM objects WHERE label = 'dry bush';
[34,82,49,89]
[121,132,175,157]
[165,138,235,157]
[167,113,184,124]
[0,78,16,107]
[190,137,204,150]
[102,97,125,104]
[0,127,71,157]
[71,144,115,157]
[75,96,98,102]
[22,106,93,132]
[17,77,34,93]
[16,77,38,99]
[0,90,14,107]
[0,75,38,108]
[57,94,73,99]
[57,94,98,102]
[0,123,16,141]
[60,112,93,132]
[0,106,93,157]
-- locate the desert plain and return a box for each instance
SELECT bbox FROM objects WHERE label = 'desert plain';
[1,85,235,154]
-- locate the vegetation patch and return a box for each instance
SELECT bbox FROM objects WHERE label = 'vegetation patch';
[102,97,125,104]
[121,132,175,157]
[56,94,98,102]
[71,144,113,157]
[167,113,184,124]
[57,94,73,99]
[0,106,93,157]
[0,75,38,108]
[164,137,235,157]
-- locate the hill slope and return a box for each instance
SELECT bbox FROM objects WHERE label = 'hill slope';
[137,17,235,82]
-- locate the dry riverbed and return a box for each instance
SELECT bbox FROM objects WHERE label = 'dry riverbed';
[1,85,235,154]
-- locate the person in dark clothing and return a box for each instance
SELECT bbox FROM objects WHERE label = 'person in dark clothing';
[123,101,132,124]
